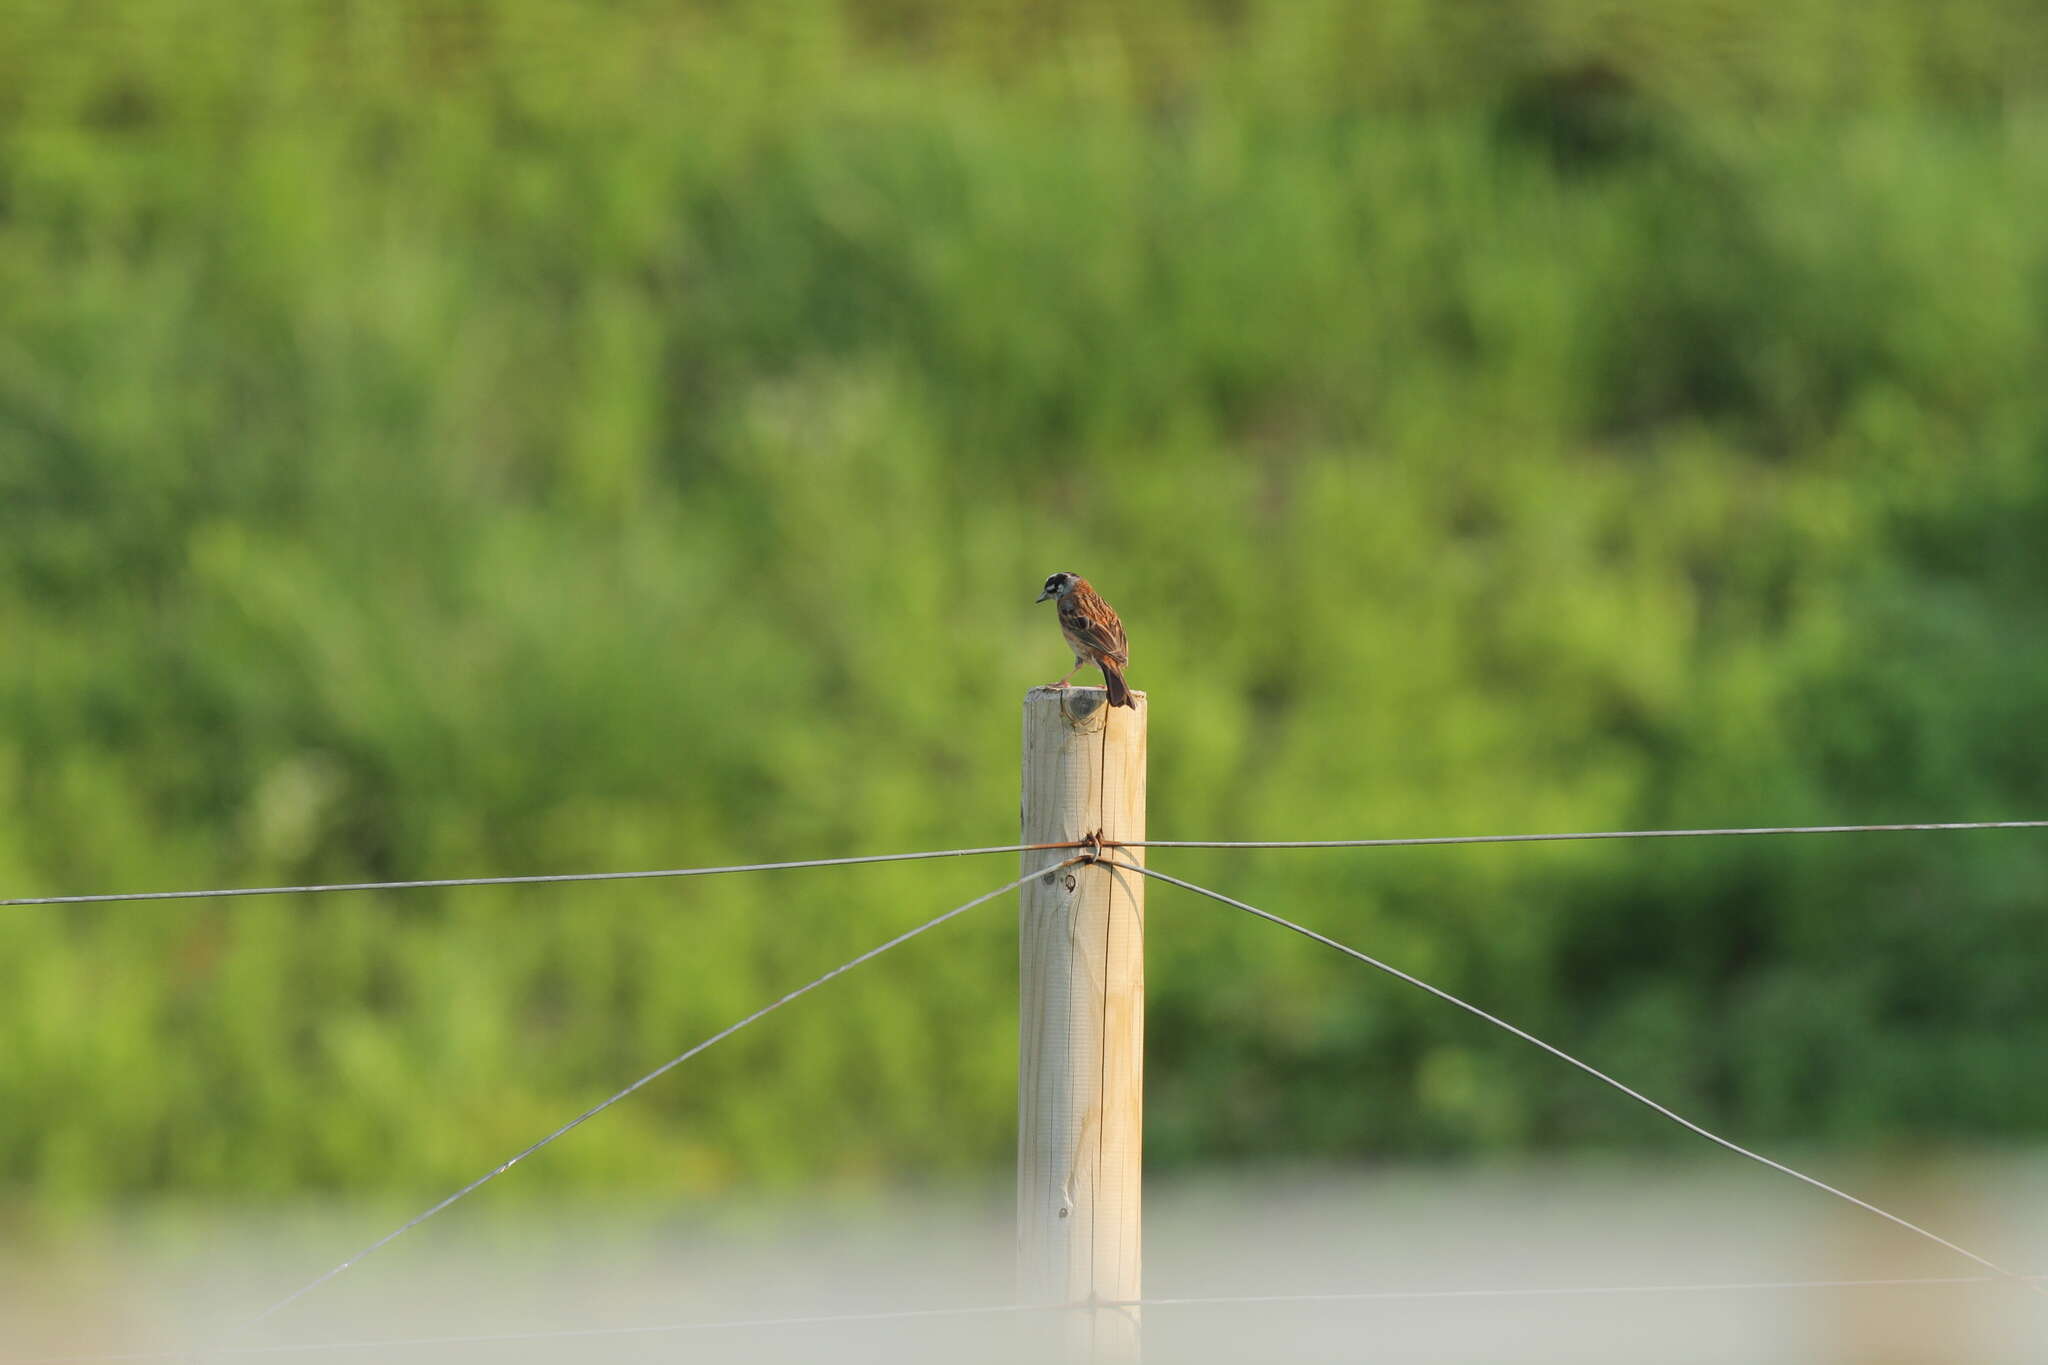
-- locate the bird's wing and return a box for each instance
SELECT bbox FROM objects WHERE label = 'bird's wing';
[1060,595,1128,665]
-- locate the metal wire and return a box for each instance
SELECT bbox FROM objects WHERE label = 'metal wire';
[12,820,2040,909]
[1115,819,2048,852]
[12,817,2045,1345]
[1104,859,2044,1296]
[19,1271,2045,1362]
[0,843,1084,908]
[226,859,1084,1337]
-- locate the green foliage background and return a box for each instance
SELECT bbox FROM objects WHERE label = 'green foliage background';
[6,0,2048,1214]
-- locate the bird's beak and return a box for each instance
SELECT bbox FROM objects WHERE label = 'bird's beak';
[1034,589,1053,603]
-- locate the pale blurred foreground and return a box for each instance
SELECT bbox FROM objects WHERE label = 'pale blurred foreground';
[7,1155,2045,1364]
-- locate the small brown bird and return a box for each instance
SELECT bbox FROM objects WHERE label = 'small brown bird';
[1035,571,1135,707]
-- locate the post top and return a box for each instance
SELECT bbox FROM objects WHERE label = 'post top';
[1023,685,1147,729]
[1023,685,1146,698]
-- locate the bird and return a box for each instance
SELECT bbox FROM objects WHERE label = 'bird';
[1034,571,1135,708]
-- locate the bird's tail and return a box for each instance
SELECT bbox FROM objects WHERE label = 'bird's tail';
[1102,662,1134,709]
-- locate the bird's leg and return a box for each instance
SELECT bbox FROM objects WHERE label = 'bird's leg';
[1047,656,1085,689]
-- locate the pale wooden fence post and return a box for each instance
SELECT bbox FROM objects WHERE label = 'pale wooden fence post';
[1018,684,1146,1361]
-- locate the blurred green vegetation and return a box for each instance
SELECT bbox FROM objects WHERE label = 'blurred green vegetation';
[6,0,2048,1216]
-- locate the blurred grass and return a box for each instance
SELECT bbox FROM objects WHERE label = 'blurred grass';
[5,0,2048,1215]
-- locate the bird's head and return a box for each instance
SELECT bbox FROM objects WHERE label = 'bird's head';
[1035,571,1080,604]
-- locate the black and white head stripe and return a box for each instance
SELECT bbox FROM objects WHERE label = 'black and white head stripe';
[1038,571,1078,600]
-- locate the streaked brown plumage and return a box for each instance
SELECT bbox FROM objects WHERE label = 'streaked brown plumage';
[1034,571,1134,707]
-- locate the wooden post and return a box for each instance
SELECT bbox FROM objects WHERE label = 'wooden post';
[1019,684,1145,1361]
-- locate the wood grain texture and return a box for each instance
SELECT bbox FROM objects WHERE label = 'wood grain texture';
[1018,685,1145,1360]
